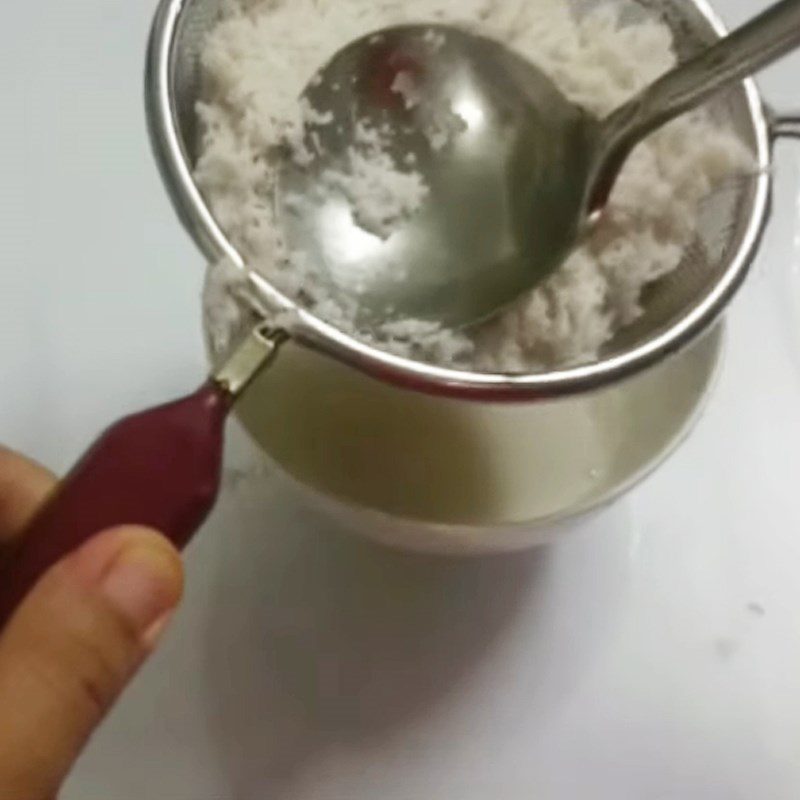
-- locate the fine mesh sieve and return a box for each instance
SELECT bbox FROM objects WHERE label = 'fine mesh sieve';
[145,0,774,400]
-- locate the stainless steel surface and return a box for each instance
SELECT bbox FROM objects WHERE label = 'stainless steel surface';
[278,2,799,332]
[277,25,595,330]
[146,0,774,400]
[211,325,285,398]
[591,0,800,211]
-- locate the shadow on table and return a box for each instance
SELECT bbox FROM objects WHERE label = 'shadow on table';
[202,469,632,799]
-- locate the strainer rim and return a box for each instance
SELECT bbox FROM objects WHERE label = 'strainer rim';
[145,0,772,401]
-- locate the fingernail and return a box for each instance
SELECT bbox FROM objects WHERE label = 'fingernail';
[143,612,176,650]
[100,544,182,637]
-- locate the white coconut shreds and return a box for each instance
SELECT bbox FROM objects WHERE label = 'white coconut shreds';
[318,121,430,240]
[195,0,753,373]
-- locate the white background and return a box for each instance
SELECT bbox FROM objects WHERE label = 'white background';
[1,1,799,798]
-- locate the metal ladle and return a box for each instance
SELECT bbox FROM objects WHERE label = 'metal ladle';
[279,0,800,329]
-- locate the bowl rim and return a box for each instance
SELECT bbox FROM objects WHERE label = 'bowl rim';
[233,323,725,551]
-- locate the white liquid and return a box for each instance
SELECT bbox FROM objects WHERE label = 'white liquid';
[234,329,722,528]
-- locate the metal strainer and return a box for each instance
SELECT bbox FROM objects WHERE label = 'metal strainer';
[146,0,785,400]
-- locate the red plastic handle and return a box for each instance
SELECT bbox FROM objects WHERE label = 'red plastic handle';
[0,382,231,627]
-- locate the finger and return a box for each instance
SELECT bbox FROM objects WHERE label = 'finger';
[0,447,57,544]
[0,526,183,800]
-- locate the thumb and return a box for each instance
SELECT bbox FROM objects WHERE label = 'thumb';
[0,527,183,800]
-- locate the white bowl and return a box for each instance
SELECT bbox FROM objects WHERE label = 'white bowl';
[231,324,724,555]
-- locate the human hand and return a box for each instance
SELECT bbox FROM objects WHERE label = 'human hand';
[0,447,184,800]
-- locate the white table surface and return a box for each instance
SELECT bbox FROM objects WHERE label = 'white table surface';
[1,1,799,798]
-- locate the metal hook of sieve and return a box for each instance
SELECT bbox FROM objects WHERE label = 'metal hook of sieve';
[769,110,800,140]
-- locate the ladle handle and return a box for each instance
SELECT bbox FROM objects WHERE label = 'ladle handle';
[0,383,231,629]
[616,0,800,134]
[592,0,800,208]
